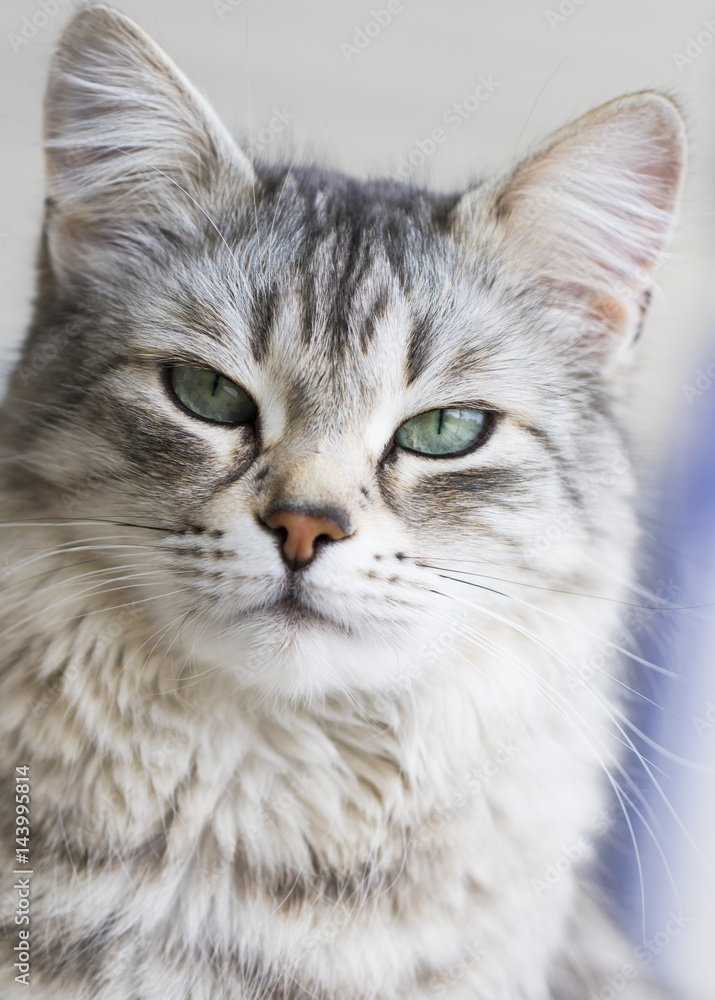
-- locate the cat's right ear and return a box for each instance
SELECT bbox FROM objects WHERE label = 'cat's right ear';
[454,93,685,354]
[44,5,254,274]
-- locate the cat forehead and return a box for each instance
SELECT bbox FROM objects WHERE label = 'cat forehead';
[253,165,461,247]
[129,170,515,385]
[163,239,513,405]
[110,168,563,429]
[228,166,468,330]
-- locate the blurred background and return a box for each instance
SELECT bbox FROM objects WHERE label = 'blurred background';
[1,0,714,995]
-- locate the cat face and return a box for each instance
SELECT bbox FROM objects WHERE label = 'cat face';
[3,7,684,701]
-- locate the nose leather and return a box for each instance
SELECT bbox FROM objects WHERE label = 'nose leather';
[264,510,347,570]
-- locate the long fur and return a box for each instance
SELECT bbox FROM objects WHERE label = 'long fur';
[0,6,685,999]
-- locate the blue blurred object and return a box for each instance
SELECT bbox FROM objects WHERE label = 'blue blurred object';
[602,336,715,992]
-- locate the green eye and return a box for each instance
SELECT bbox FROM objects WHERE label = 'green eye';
[169,366,257,425]
[394,407,489,456]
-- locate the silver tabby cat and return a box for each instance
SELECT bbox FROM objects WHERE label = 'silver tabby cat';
[0,5,685,999]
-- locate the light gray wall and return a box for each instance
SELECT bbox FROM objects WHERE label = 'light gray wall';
[1,1,714,995]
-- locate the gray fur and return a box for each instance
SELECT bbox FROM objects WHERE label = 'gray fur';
[0,5,685,999]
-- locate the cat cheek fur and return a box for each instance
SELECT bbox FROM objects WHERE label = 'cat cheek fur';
[0,5,685,999]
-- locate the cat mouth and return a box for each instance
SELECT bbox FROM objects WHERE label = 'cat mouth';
[264,584,353,633]
[276,594,351,630]
[274,595,330,622]
[227,582,343,629]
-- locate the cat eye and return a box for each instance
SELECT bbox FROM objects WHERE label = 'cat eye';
[394,407,490,457]
[168,365,257,425]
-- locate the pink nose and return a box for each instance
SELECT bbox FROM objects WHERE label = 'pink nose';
[264,510,347,570]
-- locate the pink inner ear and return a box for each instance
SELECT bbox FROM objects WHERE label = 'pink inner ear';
[628,120,685,205]
[587,293,629,332]
[490,95,685,299]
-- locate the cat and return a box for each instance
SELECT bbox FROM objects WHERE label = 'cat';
[0,4,685,999]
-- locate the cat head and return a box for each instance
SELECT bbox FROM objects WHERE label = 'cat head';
[2,5,685,703]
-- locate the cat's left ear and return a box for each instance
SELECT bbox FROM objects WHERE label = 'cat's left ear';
[43,5,254,275]
[457,93,686,344]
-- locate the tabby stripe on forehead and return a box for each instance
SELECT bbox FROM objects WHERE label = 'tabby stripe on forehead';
[248,284,278,362]
[298,198,395,353]
[330,224,373,351]
[306,232,367,353]
[360,285,392,351]
[406,313,432,385]
[296,192,327,347]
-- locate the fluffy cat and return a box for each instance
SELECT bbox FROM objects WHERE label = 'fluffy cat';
[0,5,685,999]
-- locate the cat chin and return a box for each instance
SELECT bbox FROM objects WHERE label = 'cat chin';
[176,605,428,704]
